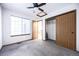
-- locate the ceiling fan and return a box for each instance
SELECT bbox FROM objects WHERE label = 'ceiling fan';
[27,3,47,17]
[27,3,46,12]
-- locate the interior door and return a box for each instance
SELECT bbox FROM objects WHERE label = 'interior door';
[32,21,43,40]
[32,21,38,39]
[56,11,76,50]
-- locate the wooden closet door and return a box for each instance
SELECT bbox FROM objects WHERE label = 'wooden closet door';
[67,11,76,50]
[56,11,76,50]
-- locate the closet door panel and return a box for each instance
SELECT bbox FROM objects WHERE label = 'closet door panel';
[56,14,68,48]
[67,11,76,50]
[56,11,76,50]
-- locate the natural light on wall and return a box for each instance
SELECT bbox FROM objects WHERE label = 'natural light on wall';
[10,16,31,35]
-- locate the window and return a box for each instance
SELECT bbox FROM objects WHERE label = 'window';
[11,16,31,35]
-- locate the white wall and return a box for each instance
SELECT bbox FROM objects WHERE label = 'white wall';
[42,19,45,40]
[2,7,32,45]
[76,4,79,52]
[0,5,2,49]
[42,4,79,51]
[46,19,56,40]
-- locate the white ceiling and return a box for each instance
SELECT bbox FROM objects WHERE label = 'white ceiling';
[1,3,35,17]
[1,3,76,19]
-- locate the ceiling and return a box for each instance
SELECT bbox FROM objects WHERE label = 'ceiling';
[1,3,35,18]
[1,3,76,19]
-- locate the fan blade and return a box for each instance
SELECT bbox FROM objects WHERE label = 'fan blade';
[33,3,38,7]
[27,7,35,9]
[38,3,46,7]
[38,8,44,12]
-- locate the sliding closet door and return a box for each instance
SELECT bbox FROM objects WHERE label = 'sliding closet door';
[67,11,76,50]
[56,11,76,50]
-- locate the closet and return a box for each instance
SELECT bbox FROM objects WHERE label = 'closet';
[56,10,76,50]
[45,10,76,50]
[46,18,56,40]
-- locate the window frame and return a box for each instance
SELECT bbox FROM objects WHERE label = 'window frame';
[10,15,32,36]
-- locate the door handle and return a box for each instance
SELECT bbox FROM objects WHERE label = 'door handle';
[72,32,74,34]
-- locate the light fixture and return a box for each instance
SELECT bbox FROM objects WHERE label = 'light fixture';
[37,11,47,17]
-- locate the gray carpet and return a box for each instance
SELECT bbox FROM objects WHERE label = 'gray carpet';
[0,39,79,56]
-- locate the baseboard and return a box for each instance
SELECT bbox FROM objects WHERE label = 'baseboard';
[3,39,32,47]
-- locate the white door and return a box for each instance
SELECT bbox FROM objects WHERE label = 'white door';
[0,6,2,49]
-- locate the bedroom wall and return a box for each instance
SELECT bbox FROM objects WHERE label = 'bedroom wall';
[76,4,79,52]
[2,7,32,45]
